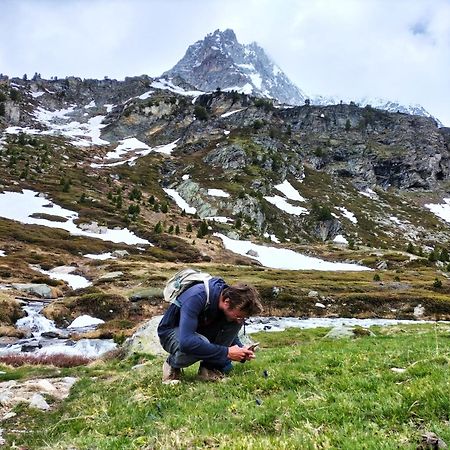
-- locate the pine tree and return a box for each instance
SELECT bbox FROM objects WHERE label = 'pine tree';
[197,221,209,238]
[175,224,180,235]
[439,248,449,262]
[154,221,163,233]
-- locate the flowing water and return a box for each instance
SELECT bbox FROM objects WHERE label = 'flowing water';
[1,301,116,358]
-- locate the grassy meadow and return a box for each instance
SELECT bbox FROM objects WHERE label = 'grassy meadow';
[2,323,450,449]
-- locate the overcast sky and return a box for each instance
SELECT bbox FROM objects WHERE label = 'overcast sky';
[1,0,449,125]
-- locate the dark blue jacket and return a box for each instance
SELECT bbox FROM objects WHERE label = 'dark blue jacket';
[157,277,229,366]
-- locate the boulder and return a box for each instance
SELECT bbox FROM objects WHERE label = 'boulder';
[129,287,163,302]
[111,250,130,258]
[29,393,50,410]
[124,315,166,356]
[11,283,60,299]
[98,271,123,281]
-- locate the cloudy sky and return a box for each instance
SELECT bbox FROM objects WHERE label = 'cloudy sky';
[1,0,449,125]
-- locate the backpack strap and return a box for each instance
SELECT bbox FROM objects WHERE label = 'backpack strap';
[203,278,210,306]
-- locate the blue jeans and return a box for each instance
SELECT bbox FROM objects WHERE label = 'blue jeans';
[160,321,242,370]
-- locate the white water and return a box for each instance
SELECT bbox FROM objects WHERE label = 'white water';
[16,303,59,337]
[245,316,447,333]
[2,302,116,358]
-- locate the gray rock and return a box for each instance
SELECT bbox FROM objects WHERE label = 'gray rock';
[204,144,249,171]
[11,283,55,298]
[308,290,319,298]
[246,249,259,257]
[420,432,448,449]
[123,315,166,357]
[29,393,50,410]
[78,221,108,234]
[98,271,123,281]
[129,287,163,302]
[111,250,130,258]
[271,287,280,297]
[376,261,388,270]
[413,304,425,318]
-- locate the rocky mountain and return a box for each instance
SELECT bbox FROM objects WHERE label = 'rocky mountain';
[312,95,443,127]
[164,29,306,106]
[1,73,450,253]
[164,29,442,126]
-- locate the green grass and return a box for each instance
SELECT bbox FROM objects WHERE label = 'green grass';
[3,324,450,449]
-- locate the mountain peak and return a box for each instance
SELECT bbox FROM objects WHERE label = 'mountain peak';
[208,28,237,43]
[164,29,306,105]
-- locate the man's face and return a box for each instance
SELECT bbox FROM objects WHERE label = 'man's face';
[222,299,247,324]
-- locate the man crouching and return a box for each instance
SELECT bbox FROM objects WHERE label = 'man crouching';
[157,276,263,383]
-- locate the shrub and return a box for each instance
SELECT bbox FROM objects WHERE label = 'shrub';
[253,120,264,130]
[311,201,333,221]
[196,221,209,238]
[10,89,20,102]
[439,248,449,262]
[194,105,208,120]
[433,278,443,289]
[129,187,142,201]
[373,273,381,282]
[154,221,163,233]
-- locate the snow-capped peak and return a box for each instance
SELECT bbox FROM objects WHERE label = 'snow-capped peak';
[164,29,306,106]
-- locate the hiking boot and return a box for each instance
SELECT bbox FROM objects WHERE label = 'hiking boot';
[197,366,225,382]
[162,361,181,384]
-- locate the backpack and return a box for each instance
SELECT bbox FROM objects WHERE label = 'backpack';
[163,268,213,308]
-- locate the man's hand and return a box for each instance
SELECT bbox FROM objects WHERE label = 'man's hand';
[227,345,255,362]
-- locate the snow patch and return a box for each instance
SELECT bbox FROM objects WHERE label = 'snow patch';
[264,195,308,216]
[0,190,150,246]
[32,265,91,290]
[151,78,204,97]
[274,180,305,201]
[425,198,450,223]
[215,233,371,271]
[163,188,196,214]
[207,189,230,198]
[220,108,245,118]
[333,235,349,244]
[336,207,357,224]
[68,315,105,329]
[84,252,115,260]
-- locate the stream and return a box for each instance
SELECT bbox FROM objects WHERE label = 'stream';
[0,301,116,358]
[3,303,447,360]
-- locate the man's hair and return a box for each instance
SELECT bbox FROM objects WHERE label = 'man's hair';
[222,283,263,316]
